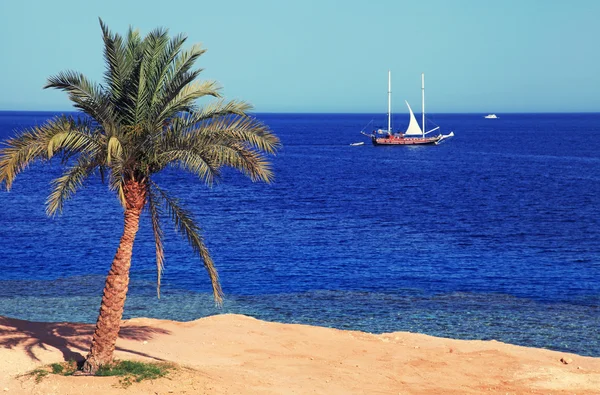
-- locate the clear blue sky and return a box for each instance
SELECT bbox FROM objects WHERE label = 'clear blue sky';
[0,0,598,113]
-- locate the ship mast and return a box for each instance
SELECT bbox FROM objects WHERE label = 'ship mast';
[421,73,425,138]
[388,70,391,133]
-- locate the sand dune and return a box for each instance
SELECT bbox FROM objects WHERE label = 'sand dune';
[1,313,599,394]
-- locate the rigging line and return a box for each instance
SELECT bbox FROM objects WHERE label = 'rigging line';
[359,119,374,133]
[424,113,440,128]
[428,119,440,129]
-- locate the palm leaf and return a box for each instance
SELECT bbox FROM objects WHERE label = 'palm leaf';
[188,114,280,154]
[193,99,253,120]
[46,120,102,161]
[154,130,220,184]
[134,27,171,126]
[0,116,96,190]
[147,186,165,298]
[99,17,126,104]
[148,33,188,111]
[153,44,213,120]
[156,79,218,121]
[107,135,123,165]
[206,142,275,182]
[46,155,96,216]
[151,181,223,304]
[163,149,219,185]
[44,72,110,124]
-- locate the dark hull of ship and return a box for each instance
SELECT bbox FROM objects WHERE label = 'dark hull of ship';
[371,135,442,146]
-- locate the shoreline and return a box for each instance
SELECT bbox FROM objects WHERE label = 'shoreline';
[1,313,599,394]
[2,288,598,358]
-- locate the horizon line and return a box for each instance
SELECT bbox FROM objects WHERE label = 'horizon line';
[1,109,599,115]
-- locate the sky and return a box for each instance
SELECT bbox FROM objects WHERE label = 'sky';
[0,0,599,113]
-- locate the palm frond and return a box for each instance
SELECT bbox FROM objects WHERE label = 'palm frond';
[149,123,220,183]
[152,47,218,121]
[190,114,281,154]
[151,181,223,304]
[107,135,123,165]
[148,33,187,109]
[134,27,171,126]
[156,79,219,122]
[100,18,125,103]
[44,72,111,123]
[169,43,207,84]
[147,186,165,298]
[108,161,127,208]
[193,99,253,121]
[46,120,102,161]
[0,116,95,190]
[153,113,279,183]
[160,148,219,185]
[109,25,143,125]
[0,136,46,190]
[46,155,96,216]
[207,142,275,182]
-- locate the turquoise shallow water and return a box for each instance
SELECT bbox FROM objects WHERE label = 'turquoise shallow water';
[1,276,598,357]
[0,112,599,356]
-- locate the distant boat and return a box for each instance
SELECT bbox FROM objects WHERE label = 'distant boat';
[350,142,364,146]
[362,71,454,146]
[484,114,499,119]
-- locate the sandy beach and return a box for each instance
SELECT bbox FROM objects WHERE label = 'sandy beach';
[1,313,599,394]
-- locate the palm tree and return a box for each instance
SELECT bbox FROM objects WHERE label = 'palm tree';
[0,19,280,374]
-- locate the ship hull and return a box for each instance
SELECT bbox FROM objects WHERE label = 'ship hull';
[372,135,442,146]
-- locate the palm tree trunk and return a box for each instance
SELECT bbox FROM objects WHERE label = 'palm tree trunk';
[82,180,146,374]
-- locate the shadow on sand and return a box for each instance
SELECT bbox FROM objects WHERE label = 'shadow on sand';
[0,316,171,363]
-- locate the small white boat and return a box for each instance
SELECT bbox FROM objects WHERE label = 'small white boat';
[484,114,498,119]
[350,142,365,146]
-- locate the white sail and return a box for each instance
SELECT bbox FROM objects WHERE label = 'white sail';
[404,101,423,136]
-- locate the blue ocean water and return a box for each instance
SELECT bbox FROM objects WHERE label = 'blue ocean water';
[0,111,598,356]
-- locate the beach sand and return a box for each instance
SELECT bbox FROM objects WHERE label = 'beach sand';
[1,313,599,394]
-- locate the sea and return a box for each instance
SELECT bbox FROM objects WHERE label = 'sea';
[0,111,598,357]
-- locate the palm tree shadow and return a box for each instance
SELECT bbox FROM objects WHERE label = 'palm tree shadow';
[0,316,172,363]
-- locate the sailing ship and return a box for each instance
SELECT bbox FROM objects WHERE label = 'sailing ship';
[364,71,453,146]
[484,114,498,119]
